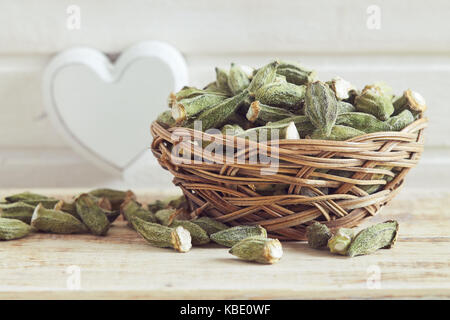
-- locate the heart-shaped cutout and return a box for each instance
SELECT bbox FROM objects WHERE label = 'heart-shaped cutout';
[43,41,188,176]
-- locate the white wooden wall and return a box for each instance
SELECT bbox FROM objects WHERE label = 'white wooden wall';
[0,0,449,190]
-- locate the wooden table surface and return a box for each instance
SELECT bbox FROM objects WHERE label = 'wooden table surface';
[0,188,449,299]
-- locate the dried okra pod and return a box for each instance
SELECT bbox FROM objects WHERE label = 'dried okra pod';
[4,192,59,209]
[191,216,229,236]
[253,82,306,112]
[155,209,209,245]
[247,60,279,93]
[186,90,249,131]
[0,202,36,224]
[31,203,88,234]
[228,63,250,95]
[327,76,356,100]
[306,222,332,249]
[393,89,427,116]
[221,124,245,136]
[168,86,224,108]
[355,85,394,121]
[328,228,355,255]
[210,225,267,247]
[215,67,232,95]
[155,208,177,226]
[54,200,78,216]
[171,220,210,245]
[311,125,365,141]
[336,112,391,133]
[276,61,316,85]
[229,236,283,264]
[172,94,227,124]
[4,191,50,203]
[305,81,339,137]
[237,121,299,140]
[147,195,183,212]
[386,110,415,131]
[121,199,156,226]
[337,101,356,114]
[88,188,135,210]
[0,217,32,240]
[347,220,399,257]
[246,100,295,124]
[22,199,60,209]
[131,216,192,253]
[156,110,176,128]
[75,194,110,236]
[167,195,187,210]
[268,115,315,138]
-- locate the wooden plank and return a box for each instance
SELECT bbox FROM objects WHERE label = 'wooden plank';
[0,190,448,299]
[0,0,449,54]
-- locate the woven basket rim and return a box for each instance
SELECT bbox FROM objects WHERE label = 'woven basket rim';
[150,117,427,241]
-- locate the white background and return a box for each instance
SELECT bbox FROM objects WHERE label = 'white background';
[0,0,449,191]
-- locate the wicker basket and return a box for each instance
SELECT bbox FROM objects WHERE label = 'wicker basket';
[150,117,427,241]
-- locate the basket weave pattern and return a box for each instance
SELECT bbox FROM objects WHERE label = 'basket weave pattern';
[150,118,427,240]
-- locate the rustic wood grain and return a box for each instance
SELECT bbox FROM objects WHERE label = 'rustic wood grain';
[0,189,449,299]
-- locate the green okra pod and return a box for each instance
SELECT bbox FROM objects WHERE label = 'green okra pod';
[191,217,229,236]
[393,89,427,116]
[254,82,306,112]
[355,85,394,121]
[246,100,295,124]
[268,115,315,138]
[75,194,110,236]
[170,220,210,245]
[229,236,283,264]
[311,125,365,141]
[31,203,88,234]
[237,121,299,141]
[121,198,157,227]
[247,60,279,93]
[0,217,32,240]
[228,63,250,94]
[327,77,357,100]
[168,86,226,108]
[336,112,391,133]
[155,208,177,226]
[88,188,135,210]
[4,192,50,203]
[0,202,36,224]
[210,225,267,247]
[54,200,78,216]
[186,90,250,131]
[131,216,192,252]
[305,81,339,137]
[337,101,356,114]
[221,124,245,136]
[347,220,399,257]
[215,67,232,95]
[306,222,332,249]
[172,94,228,124]
[276,61,316,85]
[156,110,176,128]
[328,228,355,255]
[387,110,415,131]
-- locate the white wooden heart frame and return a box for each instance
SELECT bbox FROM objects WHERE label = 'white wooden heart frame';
[42,41,188,177]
